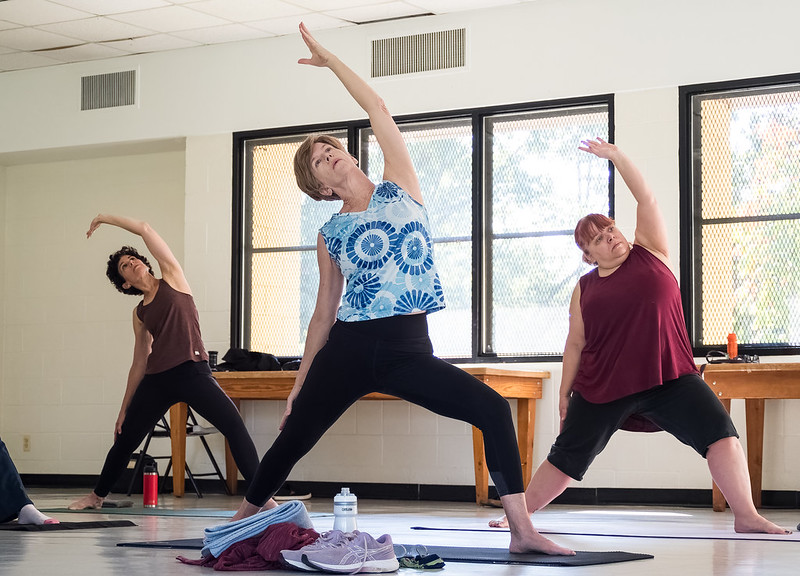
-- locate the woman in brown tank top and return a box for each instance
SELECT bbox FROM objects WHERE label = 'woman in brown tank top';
[68,214,274,512]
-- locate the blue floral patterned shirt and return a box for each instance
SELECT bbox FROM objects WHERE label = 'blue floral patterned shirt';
[319,181,446,321]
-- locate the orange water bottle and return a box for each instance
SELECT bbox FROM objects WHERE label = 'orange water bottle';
[727,333,738,359]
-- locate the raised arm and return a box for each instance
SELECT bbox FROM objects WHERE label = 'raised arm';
[87,214,190,293]
[298,22,421,202]
[579,138,669,260]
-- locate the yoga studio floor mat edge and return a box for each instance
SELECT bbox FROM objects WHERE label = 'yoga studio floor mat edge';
[394,544,653,566]
[0,520,137,531]
[118,537,204,549]
[410,525,800,543]
[44,507,332,518]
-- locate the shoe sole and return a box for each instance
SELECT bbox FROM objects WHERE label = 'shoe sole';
[282,556,319,571]
[302,554,399,573]
[273,493,312,501]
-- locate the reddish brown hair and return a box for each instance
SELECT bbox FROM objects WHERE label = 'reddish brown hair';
[574,213,615,264]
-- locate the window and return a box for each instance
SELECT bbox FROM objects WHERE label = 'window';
[680,74,800,355]
[233,97,612,361]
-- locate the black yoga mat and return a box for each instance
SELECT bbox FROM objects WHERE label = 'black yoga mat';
[0,520,136,531]
[116,538,652,566]
[118,537,204,549]
[395,545,652,566]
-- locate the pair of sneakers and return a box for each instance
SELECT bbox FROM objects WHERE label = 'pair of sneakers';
[281,529,399,573]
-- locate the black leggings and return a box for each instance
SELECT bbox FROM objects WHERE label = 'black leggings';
[245,314,524,506]
[94,361,258,497]
[1,436,32,523]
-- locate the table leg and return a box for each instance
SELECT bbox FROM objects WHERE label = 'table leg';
[472,426,489,505]
[745,398,765,508]
[225,399,241,495]
[517,399,535,487]
[169,402,188,498]
[711,398,731,511]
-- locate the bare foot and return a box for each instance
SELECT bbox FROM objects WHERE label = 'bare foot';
[258,498,279,512]
[68,492,104,510]
[230,498,261,522]
[509,530,575,556]
[489,515,509,528]
[734,514,792,534]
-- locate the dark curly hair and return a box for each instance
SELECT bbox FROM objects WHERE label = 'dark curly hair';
[106,246,154,296]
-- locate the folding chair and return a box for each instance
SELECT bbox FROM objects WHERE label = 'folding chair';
[126,406,229,498]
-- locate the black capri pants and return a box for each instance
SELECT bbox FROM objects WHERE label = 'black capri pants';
[93,360,258,497]
[245,314,524,506]
[548,373,739,481]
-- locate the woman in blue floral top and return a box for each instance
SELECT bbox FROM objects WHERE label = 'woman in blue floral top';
[232,23,572,556]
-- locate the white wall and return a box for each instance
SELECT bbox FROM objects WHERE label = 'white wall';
[1,0,799,492]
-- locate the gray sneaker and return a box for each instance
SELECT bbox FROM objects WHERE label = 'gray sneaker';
[302,532,399,573]
[281,530,357,572]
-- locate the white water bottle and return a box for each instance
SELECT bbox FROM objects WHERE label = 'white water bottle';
[333,487,358,532]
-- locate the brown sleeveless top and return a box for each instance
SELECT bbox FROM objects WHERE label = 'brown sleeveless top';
[572,245,697,405]
[136,279,208,374]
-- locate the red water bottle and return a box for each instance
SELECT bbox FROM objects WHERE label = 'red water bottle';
[727,333,738,359]
[143,463,158,508]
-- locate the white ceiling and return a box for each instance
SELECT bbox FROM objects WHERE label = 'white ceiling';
[0,0,532,73]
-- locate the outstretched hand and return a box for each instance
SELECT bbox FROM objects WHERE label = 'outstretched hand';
[579,137,618,160]
[297,21,332,67]
[86,214,106,238]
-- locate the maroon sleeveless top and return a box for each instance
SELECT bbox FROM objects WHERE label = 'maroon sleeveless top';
[572,245,697,411]
[136,279,208,374]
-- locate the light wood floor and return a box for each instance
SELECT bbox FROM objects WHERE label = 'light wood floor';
[0,489,797,575]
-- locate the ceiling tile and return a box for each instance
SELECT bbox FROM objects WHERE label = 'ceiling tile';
[327,2,431,24]
[42,41,129,63]
[0,50,62,71]
[188,0,307,23]
[410,0,520,13]
[46,0,172,15]
[288,0,384,10]
[171,23,271,45]
[109,5,231,33]
[0,0,91,26]
[248,14,354,36]
[101,33,199,54]
[0,27,82,51]
[0,0,524,73]
[39,17,156,42]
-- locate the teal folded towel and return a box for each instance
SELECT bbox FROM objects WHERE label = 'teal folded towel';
[201,500,314,557]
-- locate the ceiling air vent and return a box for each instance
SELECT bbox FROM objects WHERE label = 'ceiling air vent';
[80,70,136,111]
[371,28,465,78]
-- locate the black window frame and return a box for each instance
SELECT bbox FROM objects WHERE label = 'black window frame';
[679,72,800,358]
[232,94,614,362]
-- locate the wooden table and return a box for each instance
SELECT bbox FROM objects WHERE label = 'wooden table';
[701,363,800,511]
[168,366,547,505]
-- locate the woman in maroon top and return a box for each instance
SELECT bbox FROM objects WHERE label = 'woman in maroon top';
[491,139,788,534]
[69,214,274,511]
